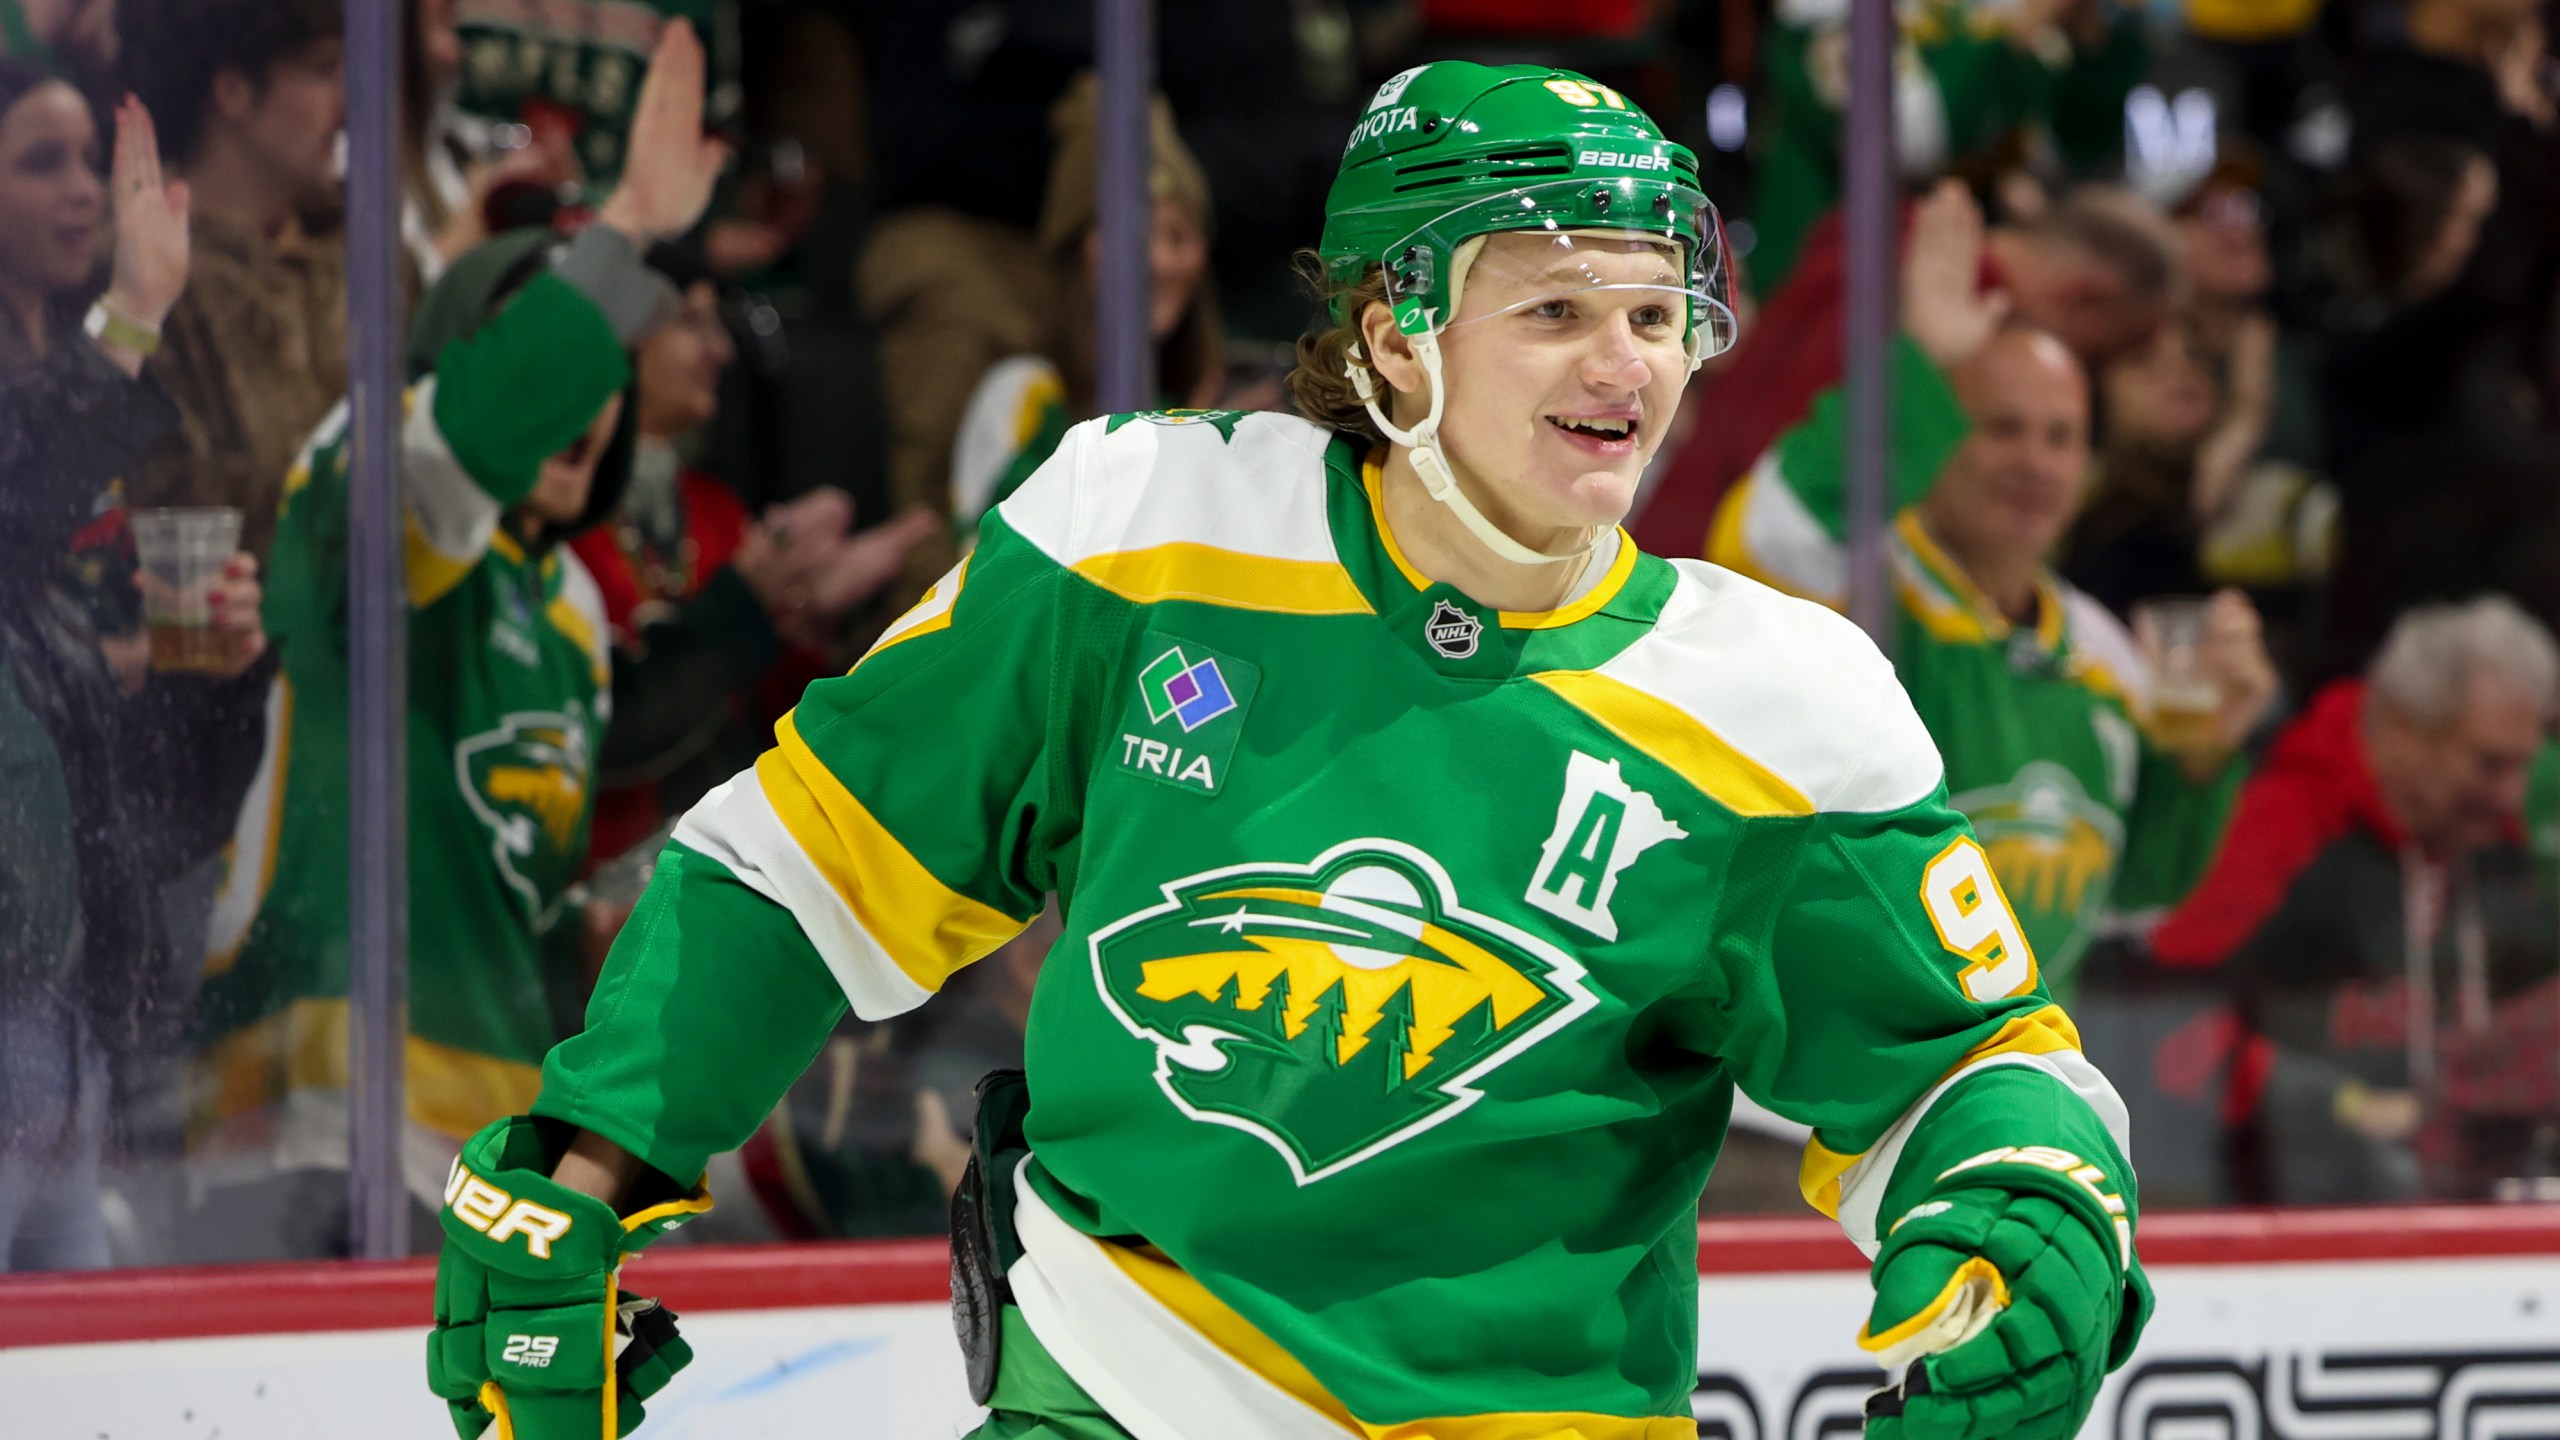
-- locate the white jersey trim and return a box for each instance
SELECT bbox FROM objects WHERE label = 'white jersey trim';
[1730,456,1848,603]
[402,377,504,566]
[950,355,1064,526]
[1833,1049,2134,1256]
[669,771,933,1020]
[1009,1163,1355,1440]
[997,413,1346,570]
[1588,561,1945,816]
[551,546,614,712]
[2059,585,2156,711]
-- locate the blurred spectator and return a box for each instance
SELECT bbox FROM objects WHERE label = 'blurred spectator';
[185,22,723,1258]
[1633,179,2181,561]
[1751,0,2148,293]
[0,74,265,1270]
[942,74,1222,533]
[2310,0,2560,677]
[849,0,1357,342]
[118,0,347,566]
[451,0,738,193]
[2154,150,2338,674]
[862,74,1219,592]
[574,246,931,869]
[1706,192,2274,996]
[0,0,117,76]
[2064,312,2280,617]
[2152,597,2560,1203]
[2317,125,2558,678]
[405,0,568,285]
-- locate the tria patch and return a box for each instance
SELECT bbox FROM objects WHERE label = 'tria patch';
[1089,838,1597,1184]
[1115,635,1259,796]
[1424,598,1483,659]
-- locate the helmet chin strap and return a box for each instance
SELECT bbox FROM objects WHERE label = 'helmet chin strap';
[1348,331,1600,567]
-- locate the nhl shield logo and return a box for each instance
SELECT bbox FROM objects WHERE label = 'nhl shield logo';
[1089,839,1596,1184]
[1424,598,1483,659]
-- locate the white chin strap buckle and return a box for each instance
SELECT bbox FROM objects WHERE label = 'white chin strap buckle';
[1347,334,1599,567]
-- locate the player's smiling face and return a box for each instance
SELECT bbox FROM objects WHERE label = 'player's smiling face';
[1430,231,1692,535]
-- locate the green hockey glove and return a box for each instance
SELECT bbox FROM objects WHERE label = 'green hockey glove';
[1858,1179,2147,1440]
[425,1116,711,1439]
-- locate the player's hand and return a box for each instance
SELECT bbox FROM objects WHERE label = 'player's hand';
[1858,1186,2134,1440]
[594,18,729,245]
[426,1116,709,1438]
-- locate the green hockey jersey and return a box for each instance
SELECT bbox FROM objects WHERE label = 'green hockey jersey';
[538,410,2141,1438]
[197,271,626,1143]
[1706,339,2241,994]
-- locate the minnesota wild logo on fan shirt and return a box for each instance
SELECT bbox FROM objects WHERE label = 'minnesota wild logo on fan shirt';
[1089,839,1596,1184]
[457,709,595,929]
[1950,760,2125,974]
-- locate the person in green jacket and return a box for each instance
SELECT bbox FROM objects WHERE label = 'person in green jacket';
[186,20,726,1256]
[1709,184,2279,999]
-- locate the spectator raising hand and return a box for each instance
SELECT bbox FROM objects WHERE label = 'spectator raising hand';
[1901,180,2012,372]
[593,18,730,248]
[93,95,188,377]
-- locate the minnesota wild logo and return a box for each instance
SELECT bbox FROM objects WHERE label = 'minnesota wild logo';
[1950,760,2124,976]
[1089,838,1595,1184]
[457,708,594,929]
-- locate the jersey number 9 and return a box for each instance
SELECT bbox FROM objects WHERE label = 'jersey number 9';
[1919,837,2038,1003]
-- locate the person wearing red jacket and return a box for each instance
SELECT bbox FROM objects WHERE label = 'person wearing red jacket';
[2150,596,2560,1202]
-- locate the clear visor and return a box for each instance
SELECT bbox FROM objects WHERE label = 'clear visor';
[1381,180,1738,363]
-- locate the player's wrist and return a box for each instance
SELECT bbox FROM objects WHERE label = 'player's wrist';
[440,1116,709,1276]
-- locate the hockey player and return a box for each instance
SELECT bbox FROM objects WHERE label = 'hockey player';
[428,63,2151,1440]
[193,22,726,1229]
[1705,184,2277,995]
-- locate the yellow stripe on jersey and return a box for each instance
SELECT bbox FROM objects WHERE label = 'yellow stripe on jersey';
[1500,528,1638,630]
[1952,1004,2084,1068]
[405,510,480,607]
[1704,476,1774,582]
[860,554,970,668]
[204,674,294,979]
[1102,1238,1704,1440]
[1796,1004,2086,1219]
[544,590,609,687]
[1530,670,1815,817]
[1073,543,1375,617]
[1098,1240,1366,1432]
[195,996,545,1140]
[1800,1136,1862,1219]
[756,711,1027,993]
[1366,1415,1698,1439]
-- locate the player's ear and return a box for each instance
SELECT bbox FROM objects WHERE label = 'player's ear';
[1358,300,1427,407]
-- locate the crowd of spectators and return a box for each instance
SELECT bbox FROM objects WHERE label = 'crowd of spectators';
[3,0,2558,1269]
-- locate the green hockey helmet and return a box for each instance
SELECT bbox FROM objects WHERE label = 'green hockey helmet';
[1313,62,1734,567]
[1318,62,1736,368]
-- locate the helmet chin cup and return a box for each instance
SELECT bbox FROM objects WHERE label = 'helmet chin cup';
[1348,331,1598,568]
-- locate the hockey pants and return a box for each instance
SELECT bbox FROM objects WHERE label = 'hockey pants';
[963,1305,1139,1440]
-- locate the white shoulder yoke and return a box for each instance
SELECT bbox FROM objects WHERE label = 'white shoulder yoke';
[1534,560,1946,817]
[995,413,1373,617]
